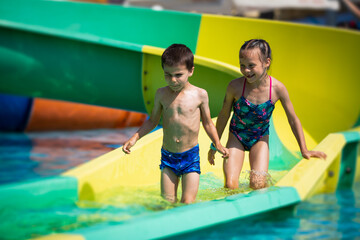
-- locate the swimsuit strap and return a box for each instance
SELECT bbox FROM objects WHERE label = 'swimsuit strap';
[241,78,246,97]
[269,76,272,101]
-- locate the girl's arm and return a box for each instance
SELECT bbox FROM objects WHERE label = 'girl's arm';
[122,89,162,154]
[278,83,327,160]
[200,89,229,162]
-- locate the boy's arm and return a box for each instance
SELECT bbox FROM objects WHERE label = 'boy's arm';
[278,83,327,160]
[199,89,229,159]
[206,83,234,165]
[122,89,162,154]
[214,82,235,140]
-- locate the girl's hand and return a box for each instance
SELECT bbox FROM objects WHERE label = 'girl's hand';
[208,149,216,165]
[122,138,136,154]
[302,150,327,160]
[218,145,229,159]
[209,143,230,165]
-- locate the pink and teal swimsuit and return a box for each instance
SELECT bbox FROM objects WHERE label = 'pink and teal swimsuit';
[230,76,275,151]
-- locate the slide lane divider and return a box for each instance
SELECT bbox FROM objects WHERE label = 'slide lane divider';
[276,127,360,200]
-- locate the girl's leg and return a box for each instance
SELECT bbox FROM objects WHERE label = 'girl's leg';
[249,135,269,190]
[161,167,179,203]
[181,172,200,204]
[223,132,246,189]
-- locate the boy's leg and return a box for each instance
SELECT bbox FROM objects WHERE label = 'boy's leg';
[181,172,200,204]
[161,167,179,203]
[249,135,269,190]
[223,132,246,189]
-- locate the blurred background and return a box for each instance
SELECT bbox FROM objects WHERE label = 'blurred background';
[75,0,360,30]
[1,0,358,134]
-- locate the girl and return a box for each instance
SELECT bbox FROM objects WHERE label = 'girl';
[208,39,326,190]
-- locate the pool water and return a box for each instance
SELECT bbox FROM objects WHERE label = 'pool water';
[0,128,138,184]
[0,129,359,239]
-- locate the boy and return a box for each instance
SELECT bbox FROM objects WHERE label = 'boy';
[122,44,228,204]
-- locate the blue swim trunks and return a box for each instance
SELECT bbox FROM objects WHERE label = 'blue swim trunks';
[160,144,201,176]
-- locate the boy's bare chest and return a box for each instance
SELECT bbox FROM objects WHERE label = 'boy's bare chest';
[162,96,200,117]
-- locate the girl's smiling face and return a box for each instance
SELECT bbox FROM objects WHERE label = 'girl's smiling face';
[239,48,270,84]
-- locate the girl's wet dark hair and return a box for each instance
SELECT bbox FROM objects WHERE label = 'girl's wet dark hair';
[240,39,272,66]
[161,44,194,71]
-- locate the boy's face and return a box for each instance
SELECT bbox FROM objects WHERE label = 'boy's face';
[163,64,194,92]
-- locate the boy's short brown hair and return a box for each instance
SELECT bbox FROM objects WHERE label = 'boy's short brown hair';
[161,44,194,71]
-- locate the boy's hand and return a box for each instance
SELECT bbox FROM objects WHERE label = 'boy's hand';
[208,149,216,165]
[302,150,327,160]
[122,138,136,154]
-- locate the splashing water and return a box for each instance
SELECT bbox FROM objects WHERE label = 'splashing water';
[242,170,276,189]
